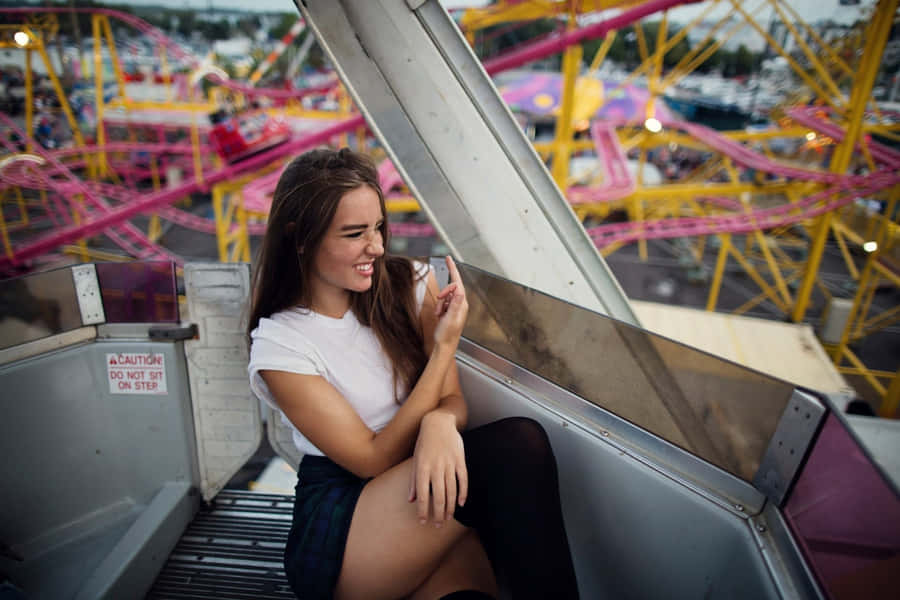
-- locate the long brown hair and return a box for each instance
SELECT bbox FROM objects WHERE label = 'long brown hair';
[248,148,427,398]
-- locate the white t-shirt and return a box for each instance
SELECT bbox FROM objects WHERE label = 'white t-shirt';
[248,261,431,456]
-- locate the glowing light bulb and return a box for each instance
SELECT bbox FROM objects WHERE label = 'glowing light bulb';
[863,241,878,253]
[805,131,816,141]
[644,117,662,133]
[14,31,29,47]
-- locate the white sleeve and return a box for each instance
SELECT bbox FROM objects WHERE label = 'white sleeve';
[247,318,325,411]
[413,260,433,317]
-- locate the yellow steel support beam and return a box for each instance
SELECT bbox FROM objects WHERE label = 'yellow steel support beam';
[16,187,30,227]
[660,3,748,92]
[617,0,721,89]
[780,0,853,80]
[792,0,899,322]
[549,7,581,189]
[733,271,804,316]
[586,31,616,76]
[859,303,900,339]
[188,86,205,186]
[727,242,790,313]
[746,207,792,307]
[338,86,352,148]
[840,345,888,396]
[881,368,900,418]
[386,198,421,213]
[24,47,33,152]
[831,222,860,280]
[61,245,132,262]
[150,156,162,191]
[727,0,845,113]
[634,146,647,260]
[108,99,218,113]
[148,214,162,242]
[92,16,107,178]
[159,44,174,103]
[212,184,231,263]
[634,20,649,64]
[707,234,731,311]
[830,191,897,399]
[630,181,793,199]
[767,0,846,106]
[31,44,83,151]
[229,190,250,263]
[99,16,126,101]
[0,192,11,260]
[649,10,668,101]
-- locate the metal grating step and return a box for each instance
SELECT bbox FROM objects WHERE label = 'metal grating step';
[147,490,296,600]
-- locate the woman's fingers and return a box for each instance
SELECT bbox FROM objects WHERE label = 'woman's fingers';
[416,465,430,524]
[440,256,466,298]
[444,466,457,522]
[436,282,458,300]
[457,464,468,508]
[445,255,461,286]
[431,467,446,527]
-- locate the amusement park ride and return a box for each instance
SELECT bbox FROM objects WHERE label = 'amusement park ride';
[2,0,898,409]
[0,1,899,598]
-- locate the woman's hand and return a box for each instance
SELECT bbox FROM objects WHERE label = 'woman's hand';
[432,256,468,349]
[408,410,468,526]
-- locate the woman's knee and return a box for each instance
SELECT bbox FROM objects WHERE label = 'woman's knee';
[486,417,552,460]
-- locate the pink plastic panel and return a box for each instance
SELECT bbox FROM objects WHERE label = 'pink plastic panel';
[95,261,178,323]
[783,413,900,599]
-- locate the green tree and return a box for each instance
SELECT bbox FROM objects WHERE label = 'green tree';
[237,15,261,39]
[582,21,692,71]
[732,44,755,76]
[175,11,196,38]
[478,18,558,59]
[270,13,299,40]
[199,19,231,41]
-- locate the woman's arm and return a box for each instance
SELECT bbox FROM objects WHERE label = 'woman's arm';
[407,264,471,525]
[419,267,468,431]
[260,257,468,481]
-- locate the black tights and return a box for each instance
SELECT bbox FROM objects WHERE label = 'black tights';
[449,417,579,600]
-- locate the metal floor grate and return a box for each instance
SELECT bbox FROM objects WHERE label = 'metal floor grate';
[147,490,296,600]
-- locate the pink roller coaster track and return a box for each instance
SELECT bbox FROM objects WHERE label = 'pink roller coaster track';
[0,114,365,268]
[3,1,895,265]
[787,106,900,169]
[582,116,900,247]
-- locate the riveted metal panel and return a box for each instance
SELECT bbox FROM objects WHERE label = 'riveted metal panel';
[183,263,262,501]
[72,264,106,325]
[753,390,826,505]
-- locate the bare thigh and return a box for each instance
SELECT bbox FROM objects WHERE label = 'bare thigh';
[334,457,469,600]
[408,530,497,600]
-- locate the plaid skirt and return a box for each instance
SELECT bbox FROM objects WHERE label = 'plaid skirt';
[284,455,368,599]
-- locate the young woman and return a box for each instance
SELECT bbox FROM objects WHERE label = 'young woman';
[248,148,579,600]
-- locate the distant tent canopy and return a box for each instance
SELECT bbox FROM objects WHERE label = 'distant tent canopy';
[496,70,675,126]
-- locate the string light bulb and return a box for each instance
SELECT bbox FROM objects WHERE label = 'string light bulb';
[644,117,662,133]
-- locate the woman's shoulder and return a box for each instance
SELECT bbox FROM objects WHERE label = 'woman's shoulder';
[251,308,314,344]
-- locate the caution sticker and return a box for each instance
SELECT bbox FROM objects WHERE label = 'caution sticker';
[106,353,167,395]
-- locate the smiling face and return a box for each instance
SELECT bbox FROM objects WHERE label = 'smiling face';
[308,184,385,316]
